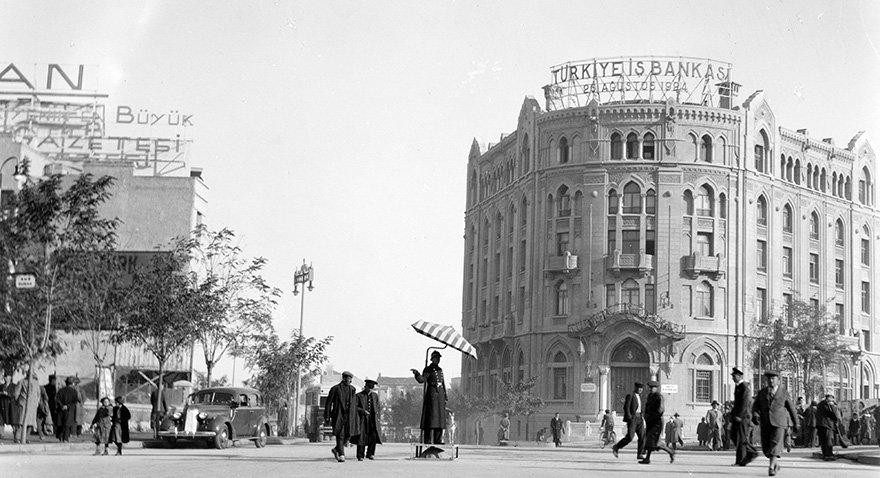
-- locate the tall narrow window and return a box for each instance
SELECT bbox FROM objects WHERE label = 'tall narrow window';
[862,282,871,313]
[782,247,792,277]
[556,232,570,256]
[610,133,623,160]
[835,259,845,288]
[642,133,655,160]
[517,287,525,322]
[696,185,713,216]
[622,230,640,254]
[645,284,656,314]
[836,219,845,246]
[682,285,693,315]
[519,239,526,272]
[622,182,641,214]
[754,130,768,172]
[836,303,845,335]
[757,240,767,271]
[861,229,871,266]
[783,293,793,326]
[809,253,820,283]
[757,288,767,323]
[810,212,819,239]
[645,189,656,214]
[696,281,713,317]
[521,197,528,226]
[782,204,793,233]
[621,279,640,307]
[552,352,568,400]
[625,133,639,159]
[557,186,571,217]
[756,196,767,226]
[607,227,616,254]
[700,135,713,162]
[683,190,694,216]
[719,193,727,219]
[558,136,569,164]
[555,282,569,316]
[608,189,618,215]
[696,232,713,256]
[606,284,616,308]
[645,230,656,255]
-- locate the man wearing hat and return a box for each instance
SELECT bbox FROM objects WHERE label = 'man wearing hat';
[639,381,675,464]
[611,382,645,460]
[730,367,758,466]
[705,399,723,450]
[815,394,840,461]
[324,371,359,462]
[411,350,447,445]
[354,378,382,461]
[752,371,798,476]
[55,377,80,443]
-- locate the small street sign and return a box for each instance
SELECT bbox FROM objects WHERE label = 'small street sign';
[14,274,36,289]
[580,382,597,393]
[661,384,678,394]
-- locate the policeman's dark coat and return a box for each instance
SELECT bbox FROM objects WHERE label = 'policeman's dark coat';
[324,382,359,439]
[414,363,447,429]
[353,390,382,445]
[731,381,753,421]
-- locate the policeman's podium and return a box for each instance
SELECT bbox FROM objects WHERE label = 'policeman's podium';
[411,443,459,460]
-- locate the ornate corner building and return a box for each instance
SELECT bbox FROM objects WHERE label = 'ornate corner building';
[460,57,879,437]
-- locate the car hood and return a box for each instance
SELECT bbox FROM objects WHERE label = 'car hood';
[182,405,233,416]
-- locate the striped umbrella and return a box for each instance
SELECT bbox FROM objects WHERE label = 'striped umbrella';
[411,320,478,359]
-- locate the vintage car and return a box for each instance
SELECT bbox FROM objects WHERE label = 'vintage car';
[158,386,271,449]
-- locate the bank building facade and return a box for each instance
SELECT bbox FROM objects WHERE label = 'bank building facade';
[459,56,879,440]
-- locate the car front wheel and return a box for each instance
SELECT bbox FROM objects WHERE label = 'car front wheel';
[214,426,230,449]
[254,424,268,448]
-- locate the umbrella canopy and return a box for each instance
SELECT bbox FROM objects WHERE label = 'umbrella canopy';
[411,320,477,359]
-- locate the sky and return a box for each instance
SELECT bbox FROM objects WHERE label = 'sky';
[3,0,879,383]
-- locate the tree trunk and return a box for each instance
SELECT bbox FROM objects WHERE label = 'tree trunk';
[155,362,165,439]
[205,360,213,389]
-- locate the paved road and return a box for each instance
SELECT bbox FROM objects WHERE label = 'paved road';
[2,442,876,477]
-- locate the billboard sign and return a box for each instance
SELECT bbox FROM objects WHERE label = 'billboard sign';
[544,56,734,111]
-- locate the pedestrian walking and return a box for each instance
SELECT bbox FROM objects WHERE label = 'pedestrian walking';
[639,381,675,464]
[848,413,860,444]
[600,409,615,448]
[111,396,131,455]
[498,413,511,444]
[324,371,359,462]
[550,412,563,447]
[706,400,723,450]
[752,371,798,476]
[802,401,817,448]
[55,377,79,442]
[411,350,447,445]
[611,382,645,461]
[44,375,59,440]
[730,367,757,466]
[664,417,674,447]
[353,378,381,461]
[90,397,113,456]
[816,394,839,461]
[671,413,684,450]
[37,382,51,440]
[861,409,873,445]
[697,417,708,447]
[795,397,805,446]
[13,371,40,443]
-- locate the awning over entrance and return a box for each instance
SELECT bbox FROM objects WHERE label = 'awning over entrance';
[568,303,686,340]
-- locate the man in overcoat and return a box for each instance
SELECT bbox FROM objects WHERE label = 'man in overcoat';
[802,400,818,447]
[730,367,758,466]
[706,400,723,450]
[354,378,381,461]
[55,377,79,442]
[324,371,359,462]
[751,371,798,476]
[44,375,58,440]
[550,412,564,447]
[816,394,839,461]
[638,381,675,464]
[411,350,447,444]
[612,382,645,460]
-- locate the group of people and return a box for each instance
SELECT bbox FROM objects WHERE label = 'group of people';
[0,373,89,443]
[88,396,131,455]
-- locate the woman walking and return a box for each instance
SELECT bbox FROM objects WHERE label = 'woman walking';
[111,396,131,455]
[91,397,113,455]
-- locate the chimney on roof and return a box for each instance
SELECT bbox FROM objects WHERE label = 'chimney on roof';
[822,138,834,145]
[797,129,809,136]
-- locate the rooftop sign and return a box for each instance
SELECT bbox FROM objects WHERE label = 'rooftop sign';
[543,56,734,111]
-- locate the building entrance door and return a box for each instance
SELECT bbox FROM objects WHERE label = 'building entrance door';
[609,339,651,414]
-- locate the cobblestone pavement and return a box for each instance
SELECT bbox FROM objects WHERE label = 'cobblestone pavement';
[1,442,877,477]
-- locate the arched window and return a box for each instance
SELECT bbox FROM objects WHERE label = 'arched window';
[508,204,516,234]
[516,350,525,384]
[780,154,787,179]
[813,167,820,190]
[684,133,699,161]
[806,164,813,189]
[838,174,845,198]
[696,185,714,216]
[782,204,793,233]
[555,281,569,316]
[642,133,655,160]
[608,189,619,214]
[521,134,531,173]
[696,281,714,317]
[820,168,827,193]
[836,219,845,246]
[832,172,838,196]
[610,133,623,160]
[621,279,640,307]
[501,349,512,385]
[645,189,656,215]
[794,160,801,185]
[551,351,570,400]
[521,197,528,226]
[810,211,819,240]
[756,196,768,226]
[700,135,713,162]
[786,157,793,182]
[625,133,639,159]
[558,136,569,164]
[755,130,769,172]
[622,182,642,214]
[692,352,718,403]
[859,166,873,205]
[845,175,852,200]
[496,212,503,239]
[556,185,571,216]
[719,193,727,219]
[683,190,694,216]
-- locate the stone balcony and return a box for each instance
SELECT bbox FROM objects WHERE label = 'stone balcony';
[683,252,726,278]
[605,250,654,276]
[544,252,578,277]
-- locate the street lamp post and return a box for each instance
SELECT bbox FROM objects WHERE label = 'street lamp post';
[291,260,314,437]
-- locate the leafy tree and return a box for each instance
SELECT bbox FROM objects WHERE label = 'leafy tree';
[194,371,229,390]
[113,237,208,437]
[190,226,279,387]
[0,169,117,428]
[495,376,544,441]
[385,391,422,429]
[245,330,332,423]
[751,297,850,401]
[446,385,494,444]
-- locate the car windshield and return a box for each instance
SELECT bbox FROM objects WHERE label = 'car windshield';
[190,391,236,405]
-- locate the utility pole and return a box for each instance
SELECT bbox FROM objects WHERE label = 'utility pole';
[291,260,314,437]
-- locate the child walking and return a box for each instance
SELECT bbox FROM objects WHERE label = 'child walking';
[111,396,131,455]
[91,397,113,455]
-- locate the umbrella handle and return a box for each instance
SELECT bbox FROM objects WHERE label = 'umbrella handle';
[424,344,449,368]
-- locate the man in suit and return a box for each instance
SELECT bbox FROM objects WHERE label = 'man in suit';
[752,371,798,476]
[324,371,359,462]
[802,400,818,447]
[354,378,381,461]
[639,381,675,464]
[550,412,564,447]
[706,400,723,450]
[816,394,839,461]
[612,382,645,460]
[730,367,758,466]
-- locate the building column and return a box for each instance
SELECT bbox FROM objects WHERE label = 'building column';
[598,366,610,413]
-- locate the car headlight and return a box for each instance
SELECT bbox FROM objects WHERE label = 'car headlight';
[198,412,208,420]
[172,412,182,420]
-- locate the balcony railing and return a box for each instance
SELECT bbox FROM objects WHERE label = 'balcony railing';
[546,252,578,272]
[683,252,726,278]
[605,250,654,276]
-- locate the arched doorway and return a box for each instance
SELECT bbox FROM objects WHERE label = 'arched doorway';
[610,339,651,414]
